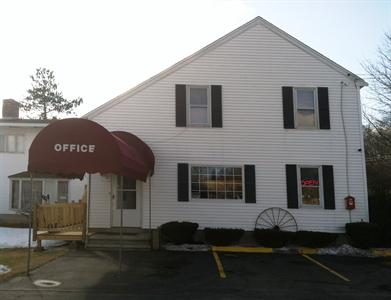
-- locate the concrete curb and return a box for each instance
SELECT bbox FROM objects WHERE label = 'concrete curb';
[212,246,391,257]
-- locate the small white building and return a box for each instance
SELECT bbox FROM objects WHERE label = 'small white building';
[0,99,84,214]
[80,17,368,233]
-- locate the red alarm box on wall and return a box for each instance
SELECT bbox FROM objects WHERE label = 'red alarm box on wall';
[345,195,355,210]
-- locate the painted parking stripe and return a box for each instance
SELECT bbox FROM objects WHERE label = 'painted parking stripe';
[212,251,226,279]
[302,254,350,282]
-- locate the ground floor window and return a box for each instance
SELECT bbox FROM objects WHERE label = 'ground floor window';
[191,166,243,200]
[299,166,321,206]
[57,181,69,202]
[10,179,43,211]
[117,176,137,209]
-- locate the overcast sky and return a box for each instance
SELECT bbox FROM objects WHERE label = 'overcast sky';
[0,0,390,117]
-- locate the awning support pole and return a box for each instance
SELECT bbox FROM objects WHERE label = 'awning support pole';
[85,174,92,248]
[119,179,123,275]
[26,172,33,276]
[149,176,152,249]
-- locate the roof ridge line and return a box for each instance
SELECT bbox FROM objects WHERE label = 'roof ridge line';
[84,16,367,119]
[84,17,261,118]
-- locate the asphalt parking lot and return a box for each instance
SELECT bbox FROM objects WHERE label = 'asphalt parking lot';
[1,249,391,299]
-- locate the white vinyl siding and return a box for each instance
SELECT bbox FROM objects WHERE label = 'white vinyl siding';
[90,23,367,232]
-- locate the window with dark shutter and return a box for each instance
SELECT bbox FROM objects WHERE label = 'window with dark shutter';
[282,87,295,129]
[244,165,256,203]
[211,85,222,127]
[318,87,330,129]
[176,84,223,128]
[286,164,299,208]
[175,84,187,127]
[178,163,189,201]
[322,165,335,209]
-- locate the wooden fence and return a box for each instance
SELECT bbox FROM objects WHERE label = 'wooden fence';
[33,202,87,243]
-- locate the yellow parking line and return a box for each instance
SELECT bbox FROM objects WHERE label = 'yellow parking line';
[302,254,350,282]
[212,251,226,279]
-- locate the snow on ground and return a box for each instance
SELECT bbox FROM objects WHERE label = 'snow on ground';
[318,244,374,257]
[0,227,66,249]
[0,264,11,275]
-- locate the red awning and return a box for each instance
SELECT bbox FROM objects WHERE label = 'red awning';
[28,118,154,181]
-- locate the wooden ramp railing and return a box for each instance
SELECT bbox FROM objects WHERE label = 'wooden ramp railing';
[33,202,87,245]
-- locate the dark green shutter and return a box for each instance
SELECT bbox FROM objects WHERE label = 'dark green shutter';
[286,164,299,208]
[178,163,189,202]
[211,85,222,127]
[282,87,294,129]
[318,87,330,129]
[322,165,335,209]
[176,84,186,127]
[244,165,256,203]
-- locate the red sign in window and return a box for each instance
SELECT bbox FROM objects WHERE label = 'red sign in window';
[301,180,319,186]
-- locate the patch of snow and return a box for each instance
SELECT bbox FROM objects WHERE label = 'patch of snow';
[0,227,66,249]
[164,244,211,252]
[318,244,374,257]
[0,264,11,274]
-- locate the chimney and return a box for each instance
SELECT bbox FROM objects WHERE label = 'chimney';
[2,99,20,119]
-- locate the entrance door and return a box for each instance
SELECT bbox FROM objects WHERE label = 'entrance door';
[112,176,141,227]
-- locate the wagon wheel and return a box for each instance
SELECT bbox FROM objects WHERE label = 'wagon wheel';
[255,207,298,231]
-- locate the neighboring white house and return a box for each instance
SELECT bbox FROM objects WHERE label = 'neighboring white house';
[82,16,368,233]
[0,99,85,214]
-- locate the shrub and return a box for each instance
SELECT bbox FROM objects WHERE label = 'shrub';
[204,228,244,246]
[345,222,382,249]
[295,231,338,248]
[253,229,295,248]
[160,221,198,245]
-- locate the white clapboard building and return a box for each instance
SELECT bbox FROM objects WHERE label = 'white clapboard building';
[0,99,84,214]
[81,17,368,233]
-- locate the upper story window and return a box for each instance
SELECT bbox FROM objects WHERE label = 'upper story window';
[0,135,25,153]
[282,86,330,130]
[188,86,211,126]
[294,88,318,129]
[299,166,321,207]
[176,84,222,128]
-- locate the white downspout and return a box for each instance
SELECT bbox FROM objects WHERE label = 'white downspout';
[354,80,369,222]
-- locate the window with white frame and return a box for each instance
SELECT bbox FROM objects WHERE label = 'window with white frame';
[191,166,243,200]
[299,166,321,206]
[11,180,20,209]
[0,135,25,153]
[57,181,69,203]
[187,86,210,126]
[117,176,137,209]
[294,88,318,128]
[10,179,43,211]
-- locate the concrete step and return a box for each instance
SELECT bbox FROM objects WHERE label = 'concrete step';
[89,227,147,234]
[89,232,150,241]
[86,229,151,251]
[87,238,149,246]
[86,242,151,251]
